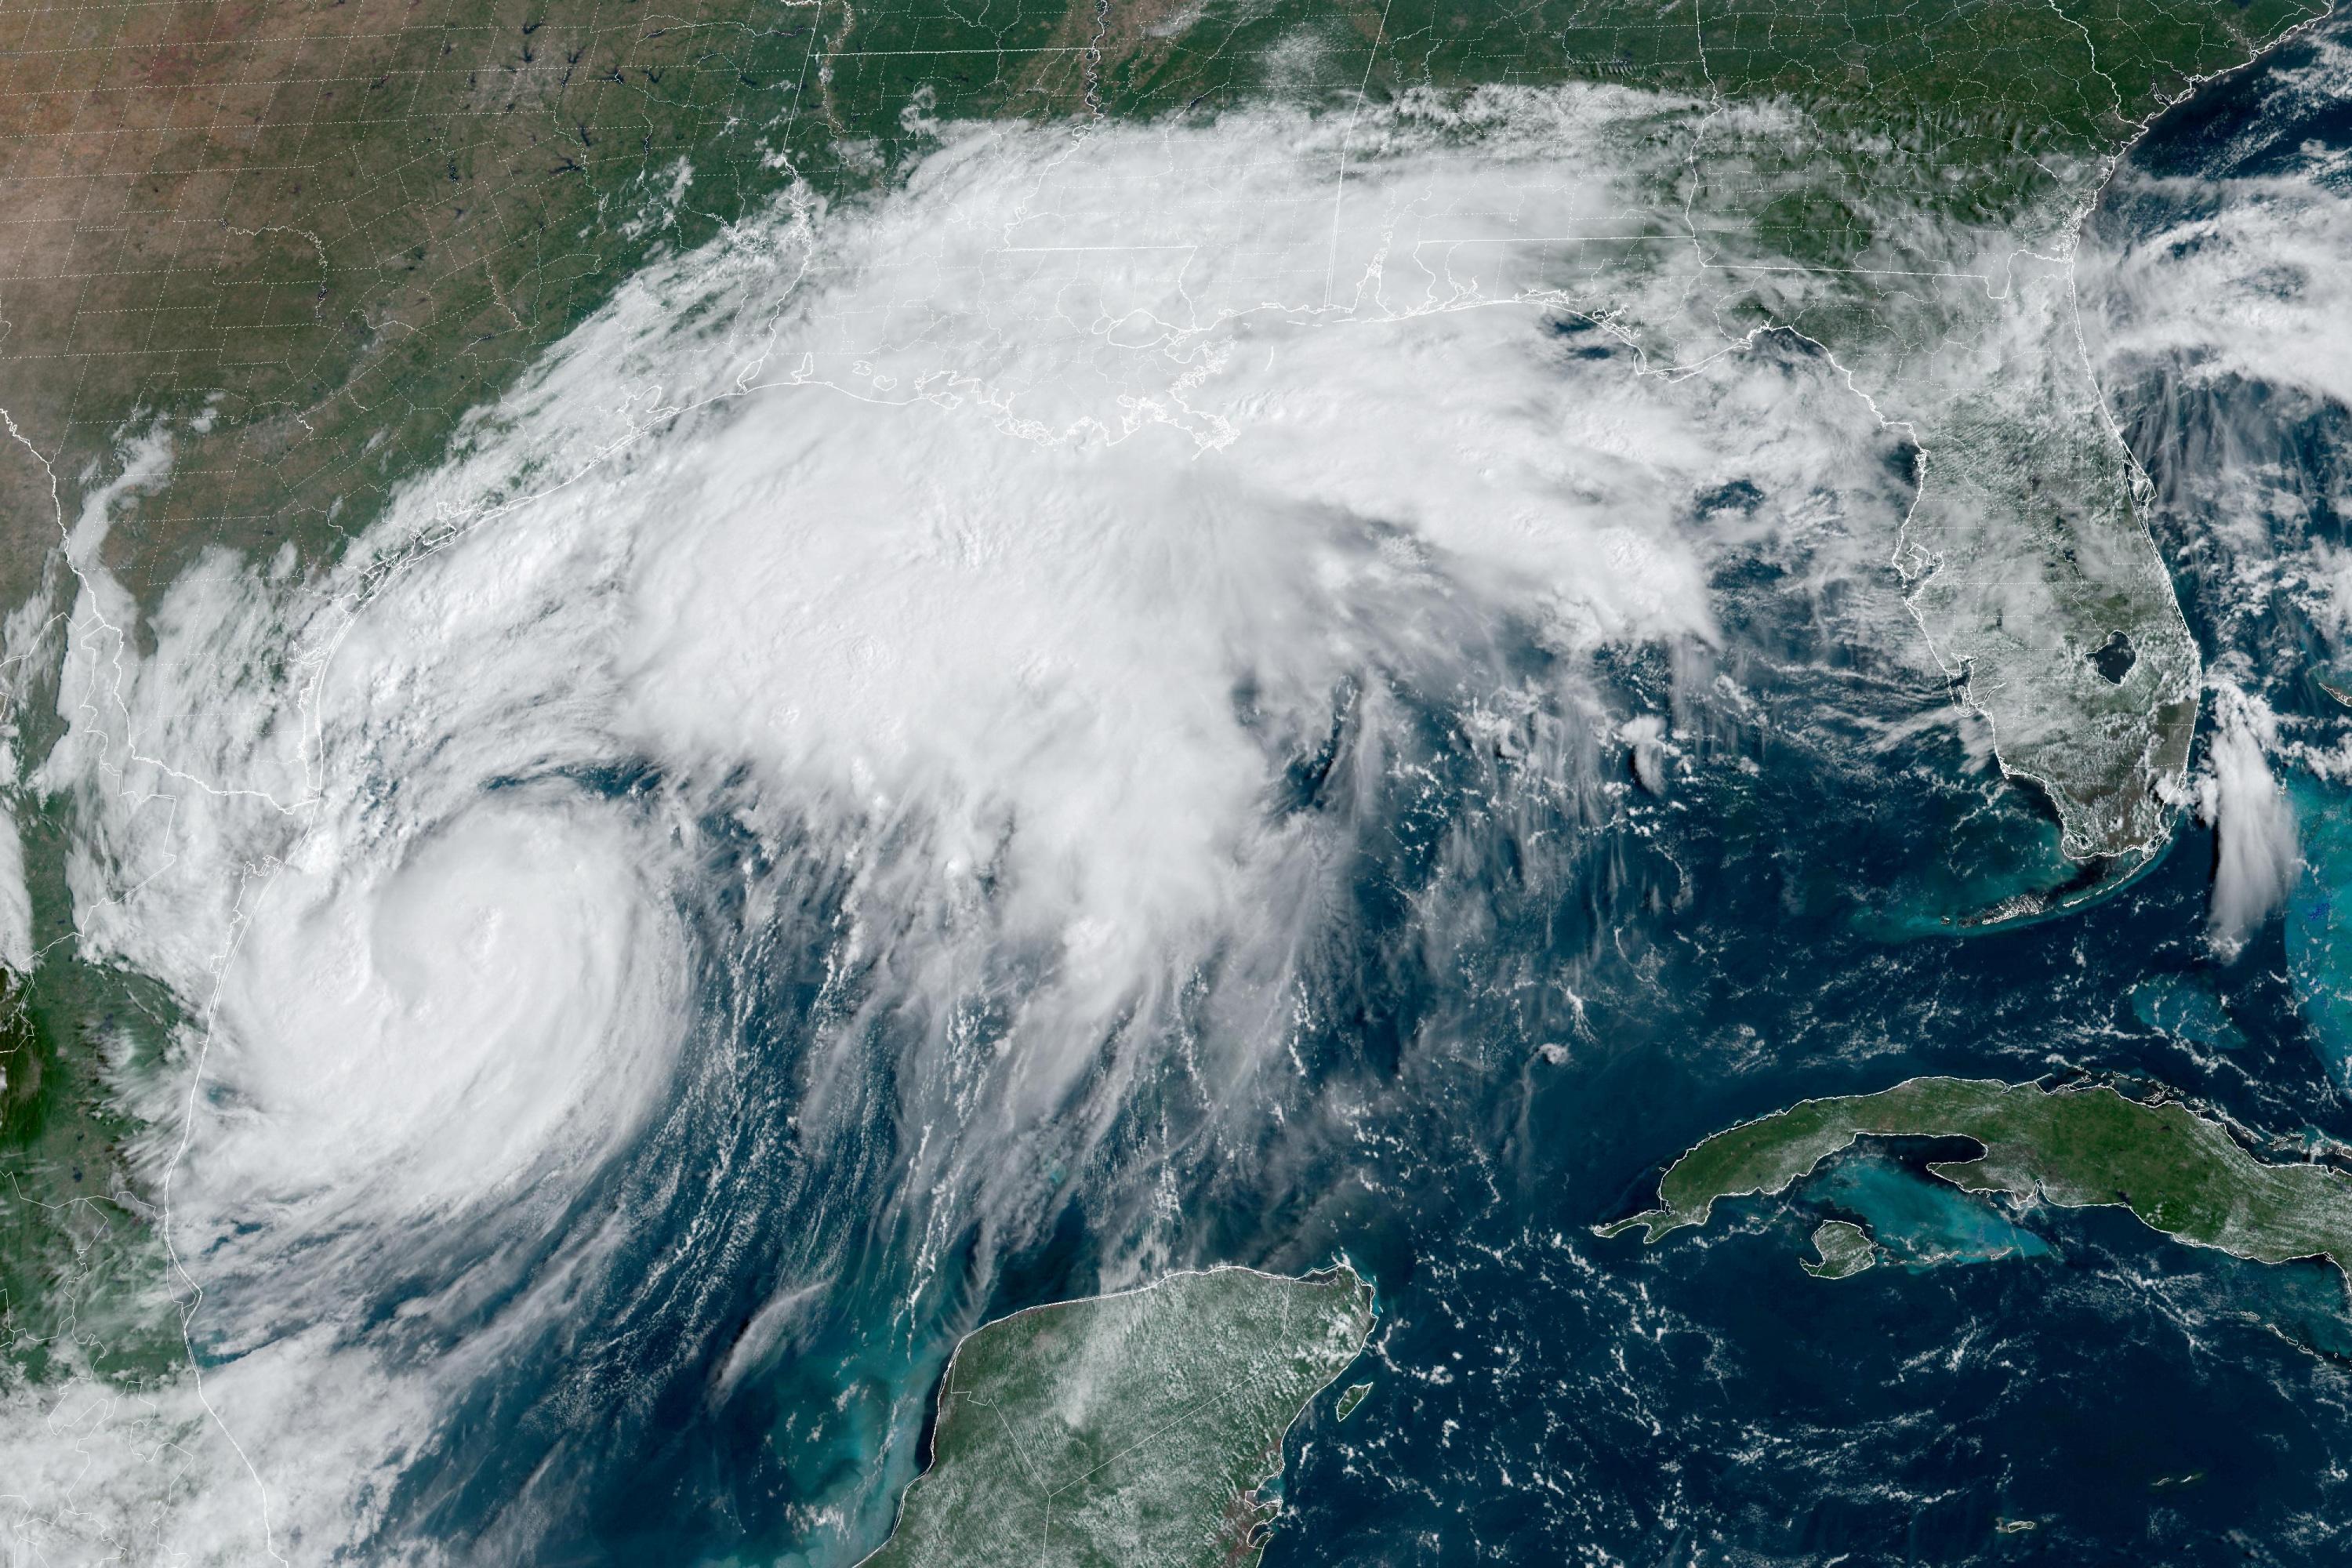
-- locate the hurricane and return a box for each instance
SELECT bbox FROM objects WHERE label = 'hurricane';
[9,13,2352,1566]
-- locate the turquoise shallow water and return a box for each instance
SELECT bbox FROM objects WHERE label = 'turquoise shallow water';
[1816,1158,2053,1268]
[2132,973,2249,1052]
[2287,776,2352,1090]
[289,17,2352,1564]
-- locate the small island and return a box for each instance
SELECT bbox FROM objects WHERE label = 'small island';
[1599,1078,2352,1295]
[860,1264,1374,1568]
[1802,1220,1880,1279]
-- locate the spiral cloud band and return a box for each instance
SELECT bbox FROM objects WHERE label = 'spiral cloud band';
[12,89,1950,1564]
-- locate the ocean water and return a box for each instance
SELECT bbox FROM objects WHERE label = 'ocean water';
[34,16,2352,1567]
[473,24,2352,1568]
[2132,973,2249,1053]
[1814,1154,2053,1267]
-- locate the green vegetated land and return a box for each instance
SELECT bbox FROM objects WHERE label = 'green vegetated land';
[0,0,2323,613]
[0,0,2330,1394]
[0,982,180,1386]
[1802,1219,1879,1279]
[1601,1076,2352,1294]
[0,782,187,1386]
[860,1264,1374,1568]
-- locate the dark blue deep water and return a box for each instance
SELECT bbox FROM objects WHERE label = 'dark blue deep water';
[378,18,2352,1566]
[1239,28,2352,1562]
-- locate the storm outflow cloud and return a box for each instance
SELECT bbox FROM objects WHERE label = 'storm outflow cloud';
[2089,39,2352,413]
[2201,684,2301,958]
[2082,42,2352,958]
[9,96,1922,1563]
[2084,39,2352,653]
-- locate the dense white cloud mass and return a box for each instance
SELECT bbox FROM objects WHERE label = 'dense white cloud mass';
[2082,41,2351,953]
[0,810,28,976]
[2085,41,2352,640]
[206,796,686,1218]
[2089,42,2352,412]
[5,91,1922,1564]
[2200,684,2300,958]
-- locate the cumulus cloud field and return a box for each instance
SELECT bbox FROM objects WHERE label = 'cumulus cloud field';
[20,64,2339,1559]
[2085,37,2352,949]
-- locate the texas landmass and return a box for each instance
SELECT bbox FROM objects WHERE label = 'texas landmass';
[1,0,2329,872]
[1601,1077,2352,1301]
[859,1264,1374,1568]
[0,0,2337,1420]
